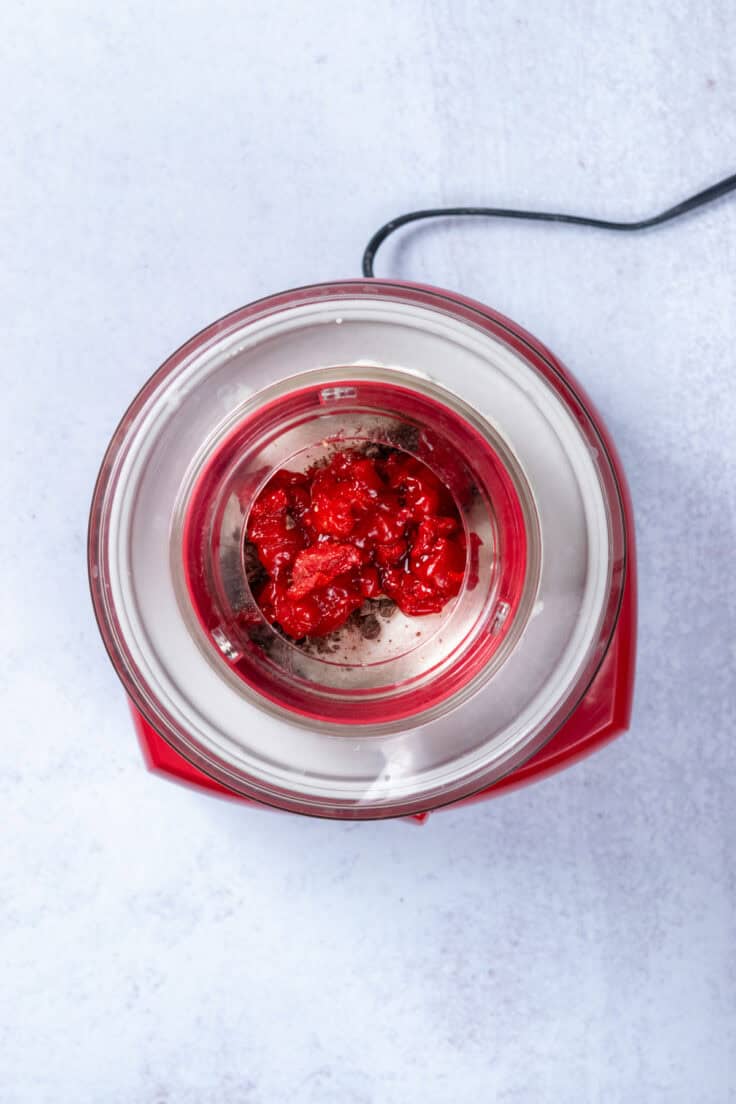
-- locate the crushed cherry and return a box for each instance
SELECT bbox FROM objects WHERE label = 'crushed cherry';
[246,448,468,638]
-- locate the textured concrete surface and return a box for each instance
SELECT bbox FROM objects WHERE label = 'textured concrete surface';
[2,2,735,1101]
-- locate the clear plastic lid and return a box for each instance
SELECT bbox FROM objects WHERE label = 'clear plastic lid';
[89,281,626,818]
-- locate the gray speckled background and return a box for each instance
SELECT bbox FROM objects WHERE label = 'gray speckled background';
[2,2,735,1101]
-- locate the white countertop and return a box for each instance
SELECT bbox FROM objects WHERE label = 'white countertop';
[2,2,735,1100]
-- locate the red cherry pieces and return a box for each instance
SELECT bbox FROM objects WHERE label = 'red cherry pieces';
[246,448,467,639]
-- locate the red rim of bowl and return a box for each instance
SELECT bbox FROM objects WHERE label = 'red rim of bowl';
[181,377,529,725]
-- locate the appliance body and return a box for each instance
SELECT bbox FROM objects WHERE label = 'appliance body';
[89,280,636,821]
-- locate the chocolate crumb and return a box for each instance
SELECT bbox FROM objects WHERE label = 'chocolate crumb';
[243,539,268,593]
[363,441,395,461]
[376,598,398,620]
[359,615,381,640]
[381,423,421,455]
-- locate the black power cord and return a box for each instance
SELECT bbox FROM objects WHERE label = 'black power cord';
[361,172,736,278]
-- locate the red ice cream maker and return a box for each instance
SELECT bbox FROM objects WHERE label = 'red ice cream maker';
[89,280,635,821]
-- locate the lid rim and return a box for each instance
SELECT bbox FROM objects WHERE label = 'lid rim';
[88,279,630,819]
